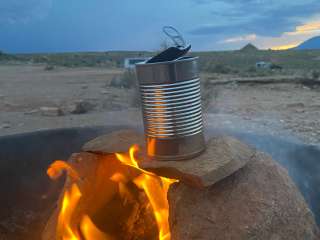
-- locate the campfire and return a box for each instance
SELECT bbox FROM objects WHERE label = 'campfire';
[44,143,177,240]
[42,44,207,240]
[38,36,320,240]
[38,128,320,240]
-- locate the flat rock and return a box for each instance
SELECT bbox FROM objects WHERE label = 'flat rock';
[40,107,63,117]
[69,100,95,114]
[168,152,320,240]
[82,129,145,154]
[24,109,40,115]
[139,136,255,188]
[287,102,305,109]
[100,90,109,94]
[0,123,11,129]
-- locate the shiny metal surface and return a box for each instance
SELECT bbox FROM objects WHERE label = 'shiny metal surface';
[136,57,205,160]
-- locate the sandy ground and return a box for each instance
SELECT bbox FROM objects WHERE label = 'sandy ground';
[0,64,319,145]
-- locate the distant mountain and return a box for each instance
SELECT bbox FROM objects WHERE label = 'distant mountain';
[239,43,259,52]
[297,36,320,50]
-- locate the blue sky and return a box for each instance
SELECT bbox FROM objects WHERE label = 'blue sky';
[1,0,320,53]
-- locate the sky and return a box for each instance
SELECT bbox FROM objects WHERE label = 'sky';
[1,0,320,53]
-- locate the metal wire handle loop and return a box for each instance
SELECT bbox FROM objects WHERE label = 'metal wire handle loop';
[163,26,186,48]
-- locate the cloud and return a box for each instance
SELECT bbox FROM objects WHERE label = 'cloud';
[291,21,320,35]
[189,0,320,38]
[1,0,320,52]
[0,0,52,24]
[217,18,320,50]
[262,19,320,49]
[192,0,320,51]
[222,34,257,43]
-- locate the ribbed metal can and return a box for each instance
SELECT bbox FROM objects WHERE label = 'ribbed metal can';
[135,56,205,160]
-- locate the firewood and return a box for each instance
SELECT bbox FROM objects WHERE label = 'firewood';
[42,151,157,240]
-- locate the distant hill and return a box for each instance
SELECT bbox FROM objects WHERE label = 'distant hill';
[0,50,16,61]
[239,43,259,52]
[297,36,320,50]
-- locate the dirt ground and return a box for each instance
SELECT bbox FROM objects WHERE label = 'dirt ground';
[0,64,319,145]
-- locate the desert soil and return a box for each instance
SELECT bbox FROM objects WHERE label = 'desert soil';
[0,64,319,145]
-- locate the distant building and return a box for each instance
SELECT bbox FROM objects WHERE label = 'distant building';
[256,61,272,69]
[256,61,283,70]
[124,57,149,69]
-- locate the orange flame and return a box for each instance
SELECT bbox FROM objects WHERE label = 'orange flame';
[57,183,81,240]
[115,145,178,240]
[47,144,177,240]
[80,215,114,240]
[47,160,80,181]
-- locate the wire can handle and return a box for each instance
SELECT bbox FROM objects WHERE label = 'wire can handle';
[163,26,186,48]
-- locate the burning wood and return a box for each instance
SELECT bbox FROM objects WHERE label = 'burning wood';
[42,138,177,240]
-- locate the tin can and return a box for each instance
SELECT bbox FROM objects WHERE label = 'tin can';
[135,56,205,160]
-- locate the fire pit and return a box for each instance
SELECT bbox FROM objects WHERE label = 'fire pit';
[0,126,319,239]
[1,31,319,239]
[0,126,127,239]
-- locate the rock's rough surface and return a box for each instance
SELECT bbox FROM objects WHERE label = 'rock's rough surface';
[140,136,254,188]
[168,152,319,240]
[83,132,254,188]
[69,100,95,114]
[82,129,145,154]
[40,107,63,117]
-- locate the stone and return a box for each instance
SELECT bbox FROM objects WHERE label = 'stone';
[100,90,109,94]
[69,100,95,114]
[110,76,123,88]
[40,107,63,117]
[287,102,305,108]
[139,136,254,188]
[83,132,253,188]
[82,129,145,154]
[0,123,11,129]
[168,152,319,240]
[24,109,40,115]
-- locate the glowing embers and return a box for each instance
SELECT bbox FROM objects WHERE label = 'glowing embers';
[46,145,177,240]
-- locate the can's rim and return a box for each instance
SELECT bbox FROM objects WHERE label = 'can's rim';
[135,56,198,68]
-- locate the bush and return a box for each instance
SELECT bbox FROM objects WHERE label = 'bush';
[110,70,137,89]
[206,63,232,74]
[312,70,320,80]
[247,66,257,73]
[44,64,55,71]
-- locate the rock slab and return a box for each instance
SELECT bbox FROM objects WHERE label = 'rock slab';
[168,152,320,240]
[140,136,255,188]
[40,107,63,117]
[83,131,254,188]
[82,129,145,154]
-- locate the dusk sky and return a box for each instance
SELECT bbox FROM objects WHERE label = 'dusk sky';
[1,0,320,53]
